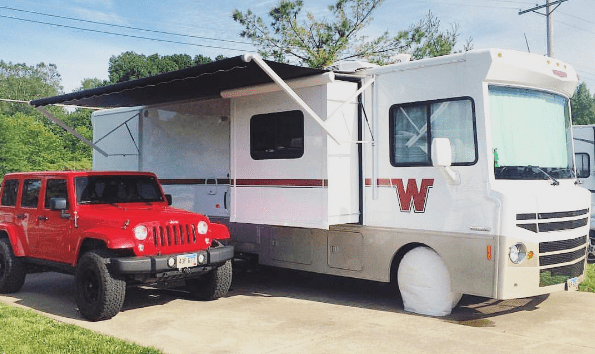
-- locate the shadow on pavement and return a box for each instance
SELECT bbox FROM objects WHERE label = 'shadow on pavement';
[5,266,550,325]
[231,265,550,324]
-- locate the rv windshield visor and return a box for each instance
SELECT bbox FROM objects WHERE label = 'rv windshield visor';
[489,86,574,180]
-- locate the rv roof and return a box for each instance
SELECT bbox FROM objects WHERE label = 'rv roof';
[30,56,327,109]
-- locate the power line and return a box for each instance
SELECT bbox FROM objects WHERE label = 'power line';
[519,0,570,58]
[0,5,253,46]
[0,14,250,53]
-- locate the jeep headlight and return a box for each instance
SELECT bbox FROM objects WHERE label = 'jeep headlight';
[197,221,208,235]
[509,243,527,264]
[133,225,148,241]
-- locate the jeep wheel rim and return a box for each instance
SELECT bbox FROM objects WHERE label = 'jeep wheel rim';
[81,269,100,303]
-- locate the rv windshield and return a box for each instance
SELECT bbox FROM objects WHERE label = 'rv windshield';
[489,86,574,180]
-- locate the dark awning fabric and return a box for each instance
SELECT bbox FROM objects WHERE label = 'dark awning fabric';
[30,56,327,108]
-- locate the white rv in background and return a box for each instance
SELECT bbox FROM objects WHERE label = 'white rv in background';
[572,124,595,262]
[90,49,589,315]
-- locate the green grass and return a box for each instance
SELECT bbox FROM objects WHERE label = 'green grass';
[579,263,595,293]
[0,302,163,354]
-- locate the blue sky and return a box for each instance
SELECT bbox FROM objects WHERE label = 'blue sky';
[1,0,594,94]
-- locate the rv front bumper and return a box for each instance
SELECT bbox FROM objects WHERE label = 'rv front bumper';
[109,245,234,275]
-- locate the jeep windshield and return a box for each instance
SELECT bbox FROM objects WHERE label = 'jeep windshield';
[489,86,574,180]
[75,175,164,204]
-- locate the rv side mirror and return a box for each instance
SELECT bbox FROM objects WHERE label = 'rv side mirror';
[165,194,173,206]
[431,138,452,167]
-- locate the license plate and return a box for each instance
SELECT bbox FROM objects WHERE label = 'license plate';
[176,253,198,269]
[566,277,579,291]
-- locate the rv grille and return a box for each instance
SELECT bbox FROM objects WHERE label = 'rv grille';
[539,248,586,266]
[153,224,198,248]
[516,209,589,233]
[539,235,587,253]
[539,259,585,287]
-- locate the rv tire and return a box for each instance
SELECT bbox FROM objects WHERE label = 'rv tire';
[397,246,462,316]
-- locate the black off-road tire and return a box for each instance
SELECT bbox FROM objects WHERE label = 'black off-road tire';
[75,250,126,321]
[0,238,26,293]
[188,260,232,300]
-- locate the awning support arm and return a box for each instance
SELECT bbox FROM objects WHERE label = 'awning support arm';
[242,54,341,144]
[35,106,109,157]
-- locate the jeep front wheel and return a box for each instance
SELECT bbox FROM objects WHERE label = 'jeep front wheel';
[75,250,126,321]
[0,238,26,293]
[188,260,232,300]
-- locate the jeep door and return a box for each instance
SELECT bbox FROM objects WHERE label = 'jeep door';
[28,178,73,262]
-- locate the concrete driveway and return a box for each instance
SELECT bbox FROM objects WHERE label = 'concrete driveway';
[1,267,594,354]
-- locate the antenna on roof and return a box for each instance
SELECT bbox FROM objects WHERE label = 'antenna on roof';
[524,33,531,53]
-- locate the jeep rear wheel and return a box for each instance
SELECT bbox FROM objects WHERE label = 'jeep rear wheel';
[75,250,126,321]
[188,260,232,300]
[0,238,26,293]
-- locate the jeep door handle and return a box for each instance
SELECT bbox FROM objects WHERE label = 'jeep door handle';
[16,214,26,220]
[38,216,49,221]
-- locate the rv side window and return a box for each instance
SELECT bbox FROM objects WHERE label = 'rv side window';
[576,153,590,178]
[389,98,477,166]
[250,110,304,160]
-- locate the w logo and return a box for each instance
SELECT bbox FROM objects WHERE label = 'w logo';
[392,179,434,213]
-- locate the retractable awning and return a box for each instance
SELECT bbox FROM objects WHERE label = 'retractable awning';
[30,55,327,108]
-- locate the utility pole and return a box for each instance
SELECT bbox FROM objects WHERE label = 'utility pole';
[519,0,570,58]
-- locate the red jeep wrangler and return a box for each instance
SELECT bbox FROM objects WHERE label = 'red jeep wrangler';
[0,171,233,321]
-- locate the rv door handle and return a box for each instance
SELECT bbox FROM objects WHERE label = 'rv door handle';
[38,216,49,221]
[16,214,26,220]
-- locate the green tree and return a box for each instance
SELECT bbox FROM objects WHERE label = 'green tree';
[0,61,93,178]
[232,0,470,68]
[0,61,63,115]
[76,78,109,91]
[571,82,595,125]
[108,52,225,83]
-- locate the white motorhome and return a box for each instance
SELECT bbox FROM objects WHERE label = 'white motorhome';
[32,49,590,315]
[572,124,595,262]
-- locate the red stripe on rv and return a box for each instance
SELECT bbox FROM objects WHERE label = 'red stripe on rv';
[233,179,328,187]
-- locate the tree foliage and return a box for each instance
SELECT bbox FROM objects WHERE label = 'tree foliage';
[0,61,92,178]
[233,0,471,68]
[571,82,595,125]
[0,61,63,115]
[107,52,225,83]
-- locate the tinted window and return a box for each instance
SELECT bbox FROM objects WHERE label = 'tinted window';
[1,180,19,206]
[250,110,304,160]
[576,153,590,178]
[390,98,477,166]
[44,179,68,209]
[22,179,41,208]
[76,175,164,204]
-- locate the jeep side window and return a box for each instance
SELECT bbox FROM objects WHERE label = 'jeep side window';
[21,179,41,208]
[44,179,68,209]
[1,180,19,206]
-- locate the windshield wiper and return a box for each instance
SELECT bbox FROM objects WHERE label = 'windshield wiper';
[529,166,559,186]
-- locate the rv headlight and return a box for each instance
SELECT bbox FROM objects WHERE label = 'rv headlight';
[133,225,148,241]
[197,221,208,235]
[509,243,527,264]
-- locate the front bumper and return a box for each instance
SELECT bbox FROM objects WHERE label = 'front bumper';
[109,245,234,275]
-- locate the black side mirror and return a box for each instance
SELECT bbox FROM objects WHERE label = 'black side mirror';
[50,197,71,219]
[165,194,173,206]
[50,197,67,210]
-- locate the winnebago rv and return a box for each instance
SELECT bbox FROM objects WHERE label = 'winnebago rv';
[572,124,595,262]
[31,49,590,316]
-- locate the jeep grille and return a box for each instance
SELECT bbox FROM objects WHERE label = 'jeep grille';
[153,224,197,248]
